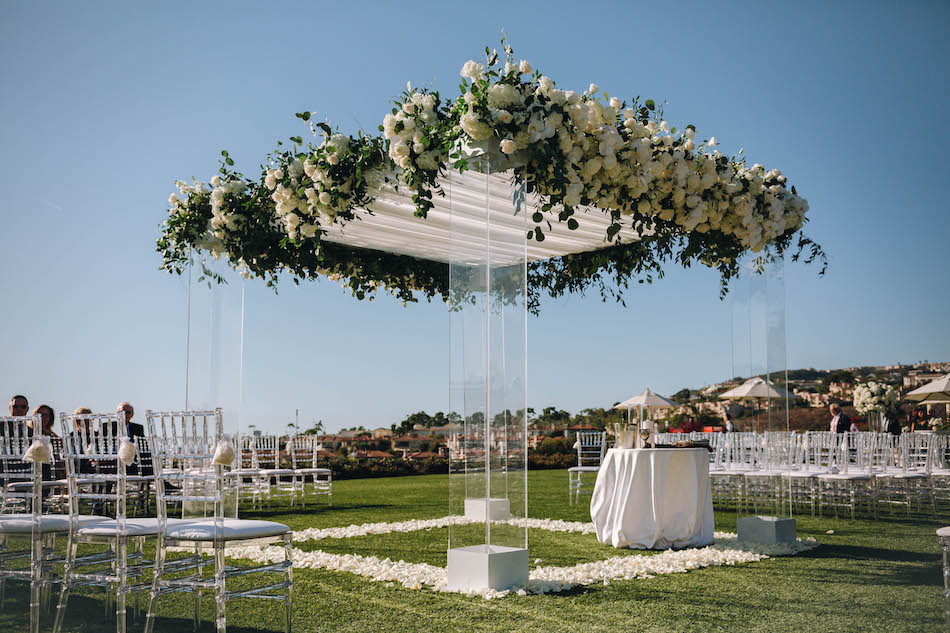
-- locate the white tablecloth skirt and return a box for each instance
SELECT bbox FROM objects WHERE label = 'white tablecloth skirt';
[590,448,714,549]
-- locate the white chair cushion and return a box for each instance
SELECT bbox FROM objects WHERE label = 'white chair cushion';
[295,468,331,475]
[76,517,189,537]
[0,513,109,534]
[568,466,601,473]
[259,469,294,476]
[937,526,950,538]
[164,519,290,541]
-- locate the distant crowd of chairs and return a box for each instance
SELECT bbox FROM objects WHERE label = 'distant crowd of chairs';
[0,410,333,633]
[566,429,950,520]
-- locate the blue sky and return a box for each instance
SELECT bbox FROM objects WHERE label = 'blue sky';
[1,1,948,434]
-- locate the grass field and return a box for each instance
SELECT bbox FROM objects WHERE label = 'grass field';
[0,470,945,632]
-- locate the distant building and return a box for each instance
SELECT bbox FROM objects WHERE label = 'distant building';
[407,451,441,460]
[391,434,429,457]
[412,423,463,437]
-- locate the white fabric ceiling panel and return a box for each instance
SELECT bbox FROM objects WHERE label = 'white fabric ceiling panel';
[319,169,645,266]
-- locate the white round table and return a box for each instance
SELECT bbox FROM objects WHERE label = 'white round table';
[590,448,714,549]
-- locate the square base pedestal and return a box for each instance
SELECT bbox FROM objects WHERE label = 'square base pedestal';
[737,515,797,544]
[464,497,511,521]
[446,545,529,591]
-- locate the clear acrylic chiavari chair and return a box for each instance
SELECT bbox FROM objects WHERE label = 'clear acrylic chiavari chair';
[145,410,293,633]
[0,415,67,633]
[53,411,157,633]
[568,431,606,505]
[287,435,332,506]
[255,435,295,507]
[224,435,264,510]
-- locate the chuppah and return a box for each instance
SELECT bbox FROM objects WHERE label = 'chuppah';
[158,41,825,592]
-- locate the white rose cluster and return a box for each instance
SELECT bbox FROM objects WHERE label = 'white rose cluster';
[209,175,247,236]
[263,132,360,241]
[853,381,899,416]
[382,90,444,173]
[450,57,809,253]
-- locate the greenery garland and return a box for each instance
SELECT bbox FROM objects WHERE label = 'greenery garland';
[158,41,825,313]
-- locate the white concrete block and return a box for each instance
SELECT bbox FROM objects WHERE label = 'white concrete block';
[446,545,529,591]
[737,515,797,544]
[464,497,511,521]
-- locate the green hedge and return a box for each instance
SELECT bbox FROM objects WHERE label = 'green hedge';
[316,452,576,480]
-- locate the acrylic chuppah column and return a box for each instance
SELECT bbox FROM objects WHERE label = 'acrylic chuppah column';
[183,255,244,517]
[447,152,529,591]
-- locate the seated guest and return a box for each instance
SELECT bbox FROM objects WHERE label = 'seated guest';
[117,402,144,439]
[886,414,901,436]
[27,405,57,480]
[117,402,150,476]
[3,395,29,436]
[28,404,57,437]
[9,394,29,416]
[72,406,93,435]
[849,418,860,433]
[724,414,735,433]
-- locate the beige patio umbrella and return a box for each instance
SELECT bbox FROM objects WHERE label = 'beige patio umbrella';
[718,376,791,432]
[905,373,950,404]
[613,387,678,425]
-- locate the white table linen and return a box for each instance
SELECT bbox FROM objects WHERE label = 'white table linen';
[591,448,714,549]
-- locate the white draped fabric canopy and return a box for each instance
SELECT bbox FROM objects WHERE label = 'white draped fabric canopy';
[320,169,647,266]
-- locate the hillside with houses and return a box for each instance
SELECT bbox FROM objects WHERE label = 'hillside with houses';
[279,361,950,465]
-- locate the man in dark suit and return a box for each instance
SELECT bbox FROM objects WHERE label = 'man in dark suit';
[3,395,29,436]
[117,402,150,475]
[829,403,849,433]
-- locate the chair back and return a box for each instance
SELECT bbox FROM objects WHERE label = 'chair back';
[146,409,229,528]
[0,416,42,516]
[59,411,131,532]
[238,435,258,470]
[575,431,605,467]
[255,435,282,469]
[288,435,318,469]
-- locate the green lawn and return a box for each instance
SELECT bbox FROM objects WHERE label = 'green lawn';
[0,470,945,632]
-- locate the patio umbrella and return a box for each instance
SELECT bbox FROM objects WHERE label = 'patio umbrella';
[613,388,678,425]
[718,376,790,432]
[905,373,950,404]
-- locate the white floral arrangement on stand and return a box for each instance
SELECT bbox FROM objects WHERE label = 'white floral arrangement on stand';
[853,381,899,430]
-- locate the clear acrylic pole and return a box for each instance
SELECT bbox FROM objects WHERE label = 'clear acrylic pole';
[447,154,529,591]
[184,255,244,517]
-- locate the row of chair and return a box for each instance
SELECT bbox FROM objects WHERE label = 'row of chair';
[0,410,295,633]
[230,435,332,510]
[565,430,950,519]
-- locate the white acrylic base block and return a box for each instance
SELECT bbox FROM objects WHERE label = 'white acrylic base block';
[737,515,797,544]
[464,497,511,521]
[446,545,529,591]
